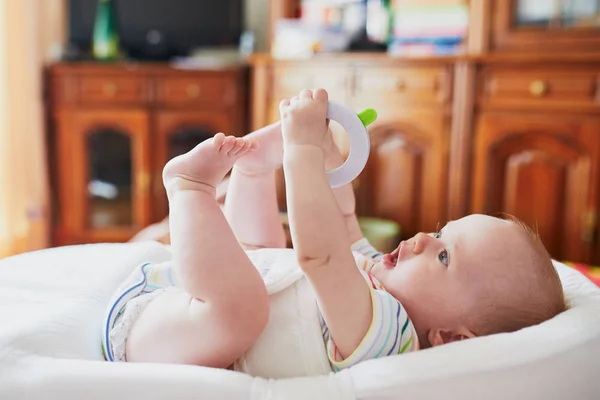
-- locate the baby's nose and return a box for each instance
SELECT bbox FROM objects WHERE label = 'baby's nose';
[412,232,432,254]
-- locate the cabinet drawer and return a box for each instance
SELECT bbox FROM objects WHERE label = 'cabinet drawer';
[272,66,349,101]
[78,76,146,105]
[157,76,236,107]
[480,68,600,108]
[354,67,451,105]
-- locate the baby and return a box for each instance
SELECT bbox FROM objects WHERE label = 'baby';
[102,89,566,377]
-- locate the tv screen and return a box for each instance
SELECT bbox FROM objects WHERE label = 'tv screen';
[68,0,244,60]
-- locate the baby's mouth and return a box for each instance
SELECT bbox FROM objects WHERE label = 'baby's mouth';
[382,244,401,268]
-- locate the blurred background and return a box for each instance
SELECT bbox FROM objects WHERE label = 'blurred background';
[1,0,600,269]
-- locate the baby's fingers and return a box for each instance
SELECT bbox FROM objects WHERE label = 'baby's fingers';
[279,98,290,111]
[313,88,328,102]
[300,89,313,99]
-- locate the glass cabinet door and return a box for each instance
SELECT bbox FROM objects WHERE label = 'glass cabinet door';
[61,110,151,243]
[87,129,133,228]
[515,0,600,29]
[493,0,600,52]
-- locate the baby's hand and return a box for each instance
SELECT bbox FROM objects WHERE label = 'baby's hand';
[280,89,329,150]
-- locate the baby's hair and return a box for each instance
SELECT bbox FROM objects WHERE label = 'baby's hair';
[470,215,567,336]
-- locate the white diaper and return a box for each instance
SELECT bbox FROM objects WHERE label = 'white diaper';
[108,288,171,362]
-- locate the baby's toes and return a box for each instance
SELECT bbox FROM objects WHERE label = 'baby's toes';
[234,140,256,157]
[219,136,236,154]
[230,138,248,156]
[212,132,226,149]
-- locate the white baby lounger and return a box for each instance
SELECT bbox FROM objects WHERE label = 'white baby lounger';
[0,241,599,400]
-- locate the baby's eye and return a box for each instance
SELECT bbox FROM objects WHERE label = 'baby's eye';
[433,231,442,239]
[438,250,448,266]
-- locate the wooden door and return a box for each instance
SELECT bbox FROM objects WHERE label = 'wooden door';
[352,109,450,240]
[55,109,151,244]
[153,110,234,221]
[472,113,600,263]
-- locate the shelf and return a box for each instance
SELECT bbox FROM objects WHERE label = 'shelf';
[249,51,600,66]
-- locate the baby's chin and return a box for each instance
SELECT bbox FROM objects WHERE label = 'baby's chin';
[370,261,388,281]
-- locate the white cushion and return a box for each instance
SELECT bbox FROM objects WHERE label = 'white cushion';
[0,242,598,399]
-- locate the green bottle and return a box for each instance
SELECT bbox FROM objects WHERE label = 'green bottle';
[93,0,119,61]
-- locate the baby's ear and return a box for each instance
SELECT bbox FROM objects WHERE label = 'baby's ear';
[428,327,476,347]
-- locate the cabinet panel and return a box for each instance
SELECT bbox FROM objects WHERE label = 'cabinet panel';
[472,113,600,263]
[153,111,235,221]
[354,110,449,239]
[55,110,151,244]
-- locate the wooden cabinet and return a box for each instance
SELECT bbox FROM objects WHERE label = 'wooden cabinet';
[48,63,247,246]
[471,113,600,262]
[45,1,600,263]
[471,57,600,264]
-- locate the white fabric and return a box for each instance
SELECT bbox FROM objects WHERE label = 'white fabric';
[236,249,332,377]
[233,273,332,377]
[0,242,599,399]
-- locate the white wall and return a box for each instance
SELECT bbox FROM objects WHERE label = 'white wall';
[0,0,51,255]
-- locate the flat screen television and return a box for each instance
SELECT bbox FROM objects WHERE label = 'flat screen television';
[67,0,244,61]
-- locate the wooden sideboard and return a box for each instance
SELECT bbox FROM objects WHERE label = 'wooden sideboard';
[44,0,600,265]
[250,53,600,264]
[46,63,248,246]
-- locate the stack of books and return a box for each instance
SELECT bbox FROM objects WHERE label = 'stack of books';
[388,0,469,57]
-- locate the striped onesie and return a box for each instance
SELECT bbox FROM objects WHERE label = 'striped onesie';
[102,238,419,371]
[324,238,419,371]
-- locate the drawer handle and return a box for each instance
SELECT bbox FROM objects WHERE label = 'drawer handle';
[103,82,118,97]
[529,80,548,97]
[186,84,201,98]
[395,80,407,92]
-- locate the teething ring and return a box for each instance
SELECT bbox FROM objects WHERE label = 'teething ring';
[326,101,374,188]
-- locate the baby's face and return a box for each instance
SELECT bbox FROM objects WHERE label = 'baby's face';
[370,214,519,340]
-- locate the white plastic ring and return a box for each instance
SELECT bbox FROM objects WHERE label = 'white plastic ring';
[326,101,371,188]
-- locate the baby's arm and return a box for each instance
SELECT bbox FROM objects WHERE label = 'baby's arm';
[323,133,364,246]
[281,89,372,358]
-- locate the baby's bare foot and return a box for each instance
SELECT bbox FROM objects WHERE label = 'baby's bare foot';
[234,122,283,175]
[163,133,256,193]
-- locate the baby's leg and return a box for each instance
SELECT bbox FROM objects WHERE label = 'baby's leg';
[224,122,287,249]
[126,134,270,367]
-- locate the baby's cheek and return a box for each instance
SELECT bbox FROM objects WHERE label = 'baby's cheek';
[386,269,417,296]
[394,260,423,283]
